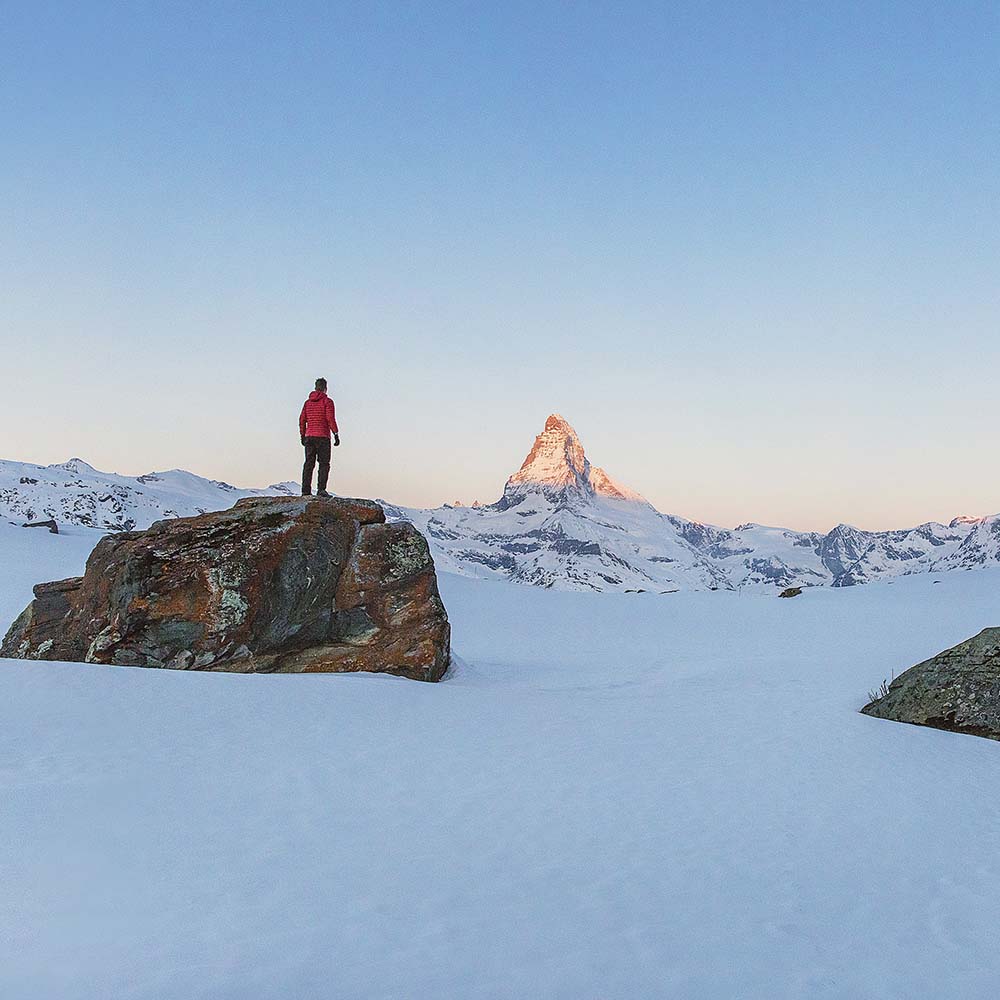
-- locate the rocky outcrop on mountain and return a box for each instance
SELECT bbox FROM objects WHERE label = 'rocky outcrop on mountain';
[861,629,1000,740]
[821,520,971,587]
[1,496,450,681]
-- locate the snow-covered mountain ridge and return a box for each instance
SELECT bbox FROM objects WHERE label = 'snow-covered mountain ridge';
[0,457,297,532]
[2,417,998,593]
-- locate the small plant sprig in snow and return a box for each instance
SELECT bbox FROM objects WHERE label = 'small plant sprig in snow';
[867,673,894,704]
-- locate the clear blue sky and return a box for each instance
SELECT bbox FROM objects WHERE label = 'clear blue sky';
[2,1,998,530]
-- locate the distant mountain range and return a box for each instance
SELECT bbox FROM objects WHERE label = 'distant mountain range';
[3,418,999,592]
[384,414,1000,592]
[0,457,296,532]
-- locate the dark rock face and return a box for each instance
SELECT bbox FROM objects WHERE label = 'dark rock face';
[861,628,1000,740]
[2,497,450,682]
[22,519,58,534]
[778,587,802,598]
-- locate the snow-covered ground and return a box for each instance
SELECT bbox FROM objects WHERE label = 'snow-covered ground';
[2,525,1000,999]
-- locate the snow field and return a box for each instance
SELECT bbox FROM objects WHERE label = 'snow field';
[2,526,1000,998]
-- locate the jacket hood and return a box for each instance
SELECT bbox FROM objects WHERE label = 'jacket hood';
[308,390,327,401]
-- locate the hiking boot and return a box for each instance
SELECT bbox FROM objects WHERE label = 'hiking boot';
[317,490,331,499]
[301,490,312,497]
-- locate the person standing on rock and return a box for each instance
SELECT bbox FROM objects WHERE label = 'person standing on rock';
[299,377,340,497]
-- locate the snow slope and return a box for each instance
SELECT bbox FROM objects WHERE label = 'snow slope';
[2,529,1000,998]
[0,520,105,615]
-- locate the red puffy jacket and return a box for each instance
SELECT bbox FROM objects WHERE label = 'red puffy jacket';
[299,390,339,438]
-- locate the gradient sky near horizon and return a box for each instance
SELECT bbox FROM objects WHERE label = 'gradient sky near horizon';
[2,2,999,532]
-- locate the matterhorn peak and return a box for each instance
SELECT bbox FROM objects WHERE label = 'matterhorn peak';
[507,414,589,493]
[542,413,575,434]
[503,414,646,504]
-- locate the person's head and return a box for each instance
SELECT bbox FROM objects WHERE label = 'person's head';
[315,377,327,393]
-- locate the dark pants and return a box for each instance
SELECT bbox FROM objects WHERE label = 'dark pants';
[302,437,332,494]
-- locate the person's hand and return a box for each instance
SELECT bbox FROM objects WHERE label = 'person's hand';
[300,435,306,446]
[334,434,341,447]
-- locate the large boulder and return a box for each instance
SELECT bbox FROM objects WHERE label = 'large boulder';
[861,628,1000,740]
[1,496,450,682]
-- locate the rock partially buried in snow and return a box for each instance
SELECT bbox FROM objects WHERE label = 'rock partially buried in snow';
[861,628,1000,740]
[1,496,451,681]
[21,518,59,533]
